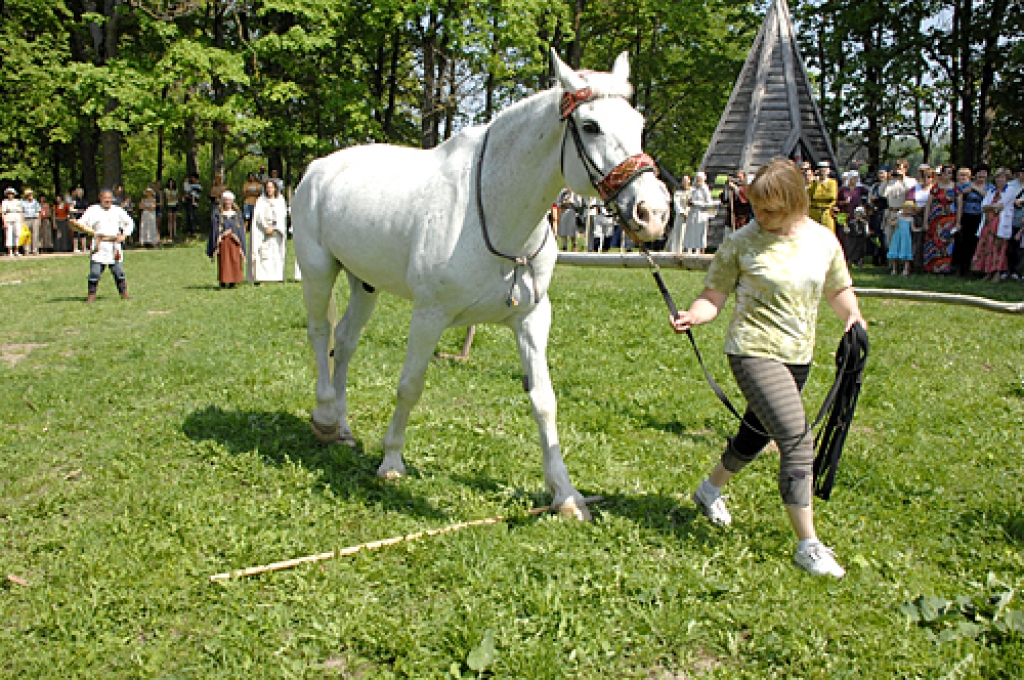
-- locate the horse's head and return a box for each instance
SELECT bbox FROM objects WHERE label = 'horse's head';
[554,50,670,243]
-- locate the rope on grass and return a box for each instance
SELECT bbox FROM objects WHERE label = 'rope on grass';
[209,496,605,582]
[555,253,1024,314]
[850,288,1024,315]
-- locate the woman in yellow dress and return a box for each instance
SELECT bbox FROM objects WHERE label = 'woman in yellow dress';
[807,161,838,233]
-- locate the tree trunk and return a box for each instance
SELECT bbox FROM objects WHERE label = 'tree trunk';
[569,0,584,69]
[79,122,100,202]
[421,10,437,149]
[155,85,168,181]
[184,114,198,177]
[99,0,122,190]
[52,143,62,197]
[958,0,977,167]
[211,1,226,183]
[863,27,881,168]
[977,0,1008,164]
[384,28,401,140]
[443,55,456,140]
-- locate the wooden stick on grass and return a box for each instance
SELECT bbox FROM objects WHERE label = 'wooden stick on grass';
[209,495,604,582]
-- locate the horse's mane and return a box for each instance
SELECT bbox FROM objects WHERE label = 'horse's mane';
[487,70,634,127]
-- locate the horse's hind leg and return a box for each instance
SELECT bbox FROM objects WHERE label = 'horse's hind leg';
[378,307,449,479]
[301,254,343,441]
[331,271,379,445]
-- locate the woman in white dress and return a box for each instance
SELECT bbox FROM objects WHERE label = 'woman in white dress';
[139,188,159,247]
[556,188,580,251]
[666,175,692,253]
[251,179,288,283]
[3,187,24,256]
[683,171,716,254]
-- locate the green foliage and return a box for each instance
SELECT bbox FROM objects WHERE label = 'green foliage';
[1,0,760,192]
[1,246,1023,677]
[902,575,1024,644]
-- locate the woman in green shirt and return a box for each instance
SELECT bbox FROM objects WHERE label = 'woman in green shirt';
[670,158,866,578]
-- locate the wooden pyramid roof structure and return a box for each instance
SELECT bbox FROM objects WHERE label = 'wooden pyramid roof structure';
[700,0,838,178]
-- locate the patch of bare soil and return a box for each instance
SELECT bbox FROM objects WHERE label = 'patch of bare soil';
[1,343,49,366]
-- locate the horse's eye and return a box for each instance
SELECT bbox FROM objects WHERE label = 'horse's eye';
[581,120,601,135]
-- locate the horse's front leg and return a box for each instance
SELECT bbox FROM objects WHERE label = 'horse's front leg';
[513,297,591,520]
[378,307,449,479]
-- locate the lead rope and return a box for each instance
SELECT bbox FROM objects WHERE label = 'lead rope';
[475,127,548,306]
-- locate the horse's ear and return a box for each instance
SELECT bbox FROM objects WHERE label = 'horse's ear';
[611,51,630,82]
[551,48,585,92]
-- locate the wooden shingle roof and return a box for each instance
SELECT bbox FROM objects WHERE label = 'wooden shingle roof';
[699,0,837,179]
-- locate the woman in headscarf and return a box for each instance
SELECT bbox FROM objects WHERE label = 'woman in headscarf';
[251,179,288,283]
[207,191,246,288]
[3,187,24,256]
[973,168,1013,281]
[556,188,580,251]
[139,188,160,247]
[683,171,716,254]
[666,175,691,254]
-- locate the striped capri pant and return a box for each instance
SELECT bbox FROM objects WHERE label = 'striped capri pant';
[721,355,815,508]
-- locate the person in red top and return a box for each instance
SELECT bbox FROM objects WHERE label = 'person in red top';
[53,195,72,252]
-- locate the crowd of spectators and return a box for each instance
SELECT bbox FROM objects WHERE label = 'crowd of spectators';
[0,165,288,258]
[547,160,1024,283]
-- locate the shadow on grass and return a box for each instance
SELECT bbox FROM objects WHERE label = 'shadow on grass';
[46,296,89,303]
[182,405,444,520]
[598,491,722,547]
[637,413,731,442]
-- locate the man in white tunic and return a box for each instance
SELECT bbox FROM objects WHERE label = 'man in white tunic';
[251,180,288,283]
[72,188,135,302]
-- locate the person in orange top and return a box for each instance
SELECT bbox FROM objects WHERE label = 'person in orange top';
[53,195,72,252]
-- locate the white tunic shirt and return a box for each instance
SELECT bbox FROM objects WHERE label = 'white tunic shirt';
[80,204,135,264]
[981,186,1015,239]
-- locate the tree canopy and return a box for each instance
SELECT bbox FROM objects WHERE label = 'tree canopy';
[1,0,1020,200]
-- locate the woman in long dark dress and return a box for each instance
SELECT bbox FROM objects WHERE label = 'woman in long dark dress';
[207,191,246,288]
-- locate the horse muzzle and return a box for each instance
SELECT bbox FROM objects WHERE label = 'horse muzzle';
[615,174,670,242]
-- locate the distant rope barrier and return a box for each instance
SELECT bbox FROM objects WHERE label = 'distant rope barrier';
[556,253,1024,315]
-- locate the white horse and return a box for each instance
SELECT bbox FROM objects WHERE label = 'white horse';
[292,52,670,519]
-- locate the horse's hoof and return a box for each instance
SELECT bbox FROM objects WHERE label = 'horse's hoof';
[310,418,340,443]
[556,496,592,521]
[379,469,404,482]
[337,432,357,447]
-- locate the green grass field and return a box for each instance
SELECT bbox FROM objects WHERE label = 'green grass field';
[1,243,1022,679]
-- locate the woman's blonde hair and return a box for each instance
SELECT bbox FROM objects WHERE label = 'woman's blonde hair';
[747,158,809,216]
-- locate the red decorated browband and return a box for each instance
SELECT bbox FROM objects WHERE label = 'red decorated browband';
[596,153,657,201]
[560,87,595,119]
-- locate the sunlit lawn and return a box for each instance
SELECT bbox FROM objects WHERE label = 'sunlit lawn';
[1,243,1022,678]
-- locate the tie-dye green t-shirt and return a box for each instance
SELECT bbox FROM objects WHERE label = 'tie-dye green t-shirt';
[703,220,853,365]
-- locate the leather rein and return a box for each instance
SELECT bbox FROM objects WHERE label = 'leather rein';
[475,86,658,306]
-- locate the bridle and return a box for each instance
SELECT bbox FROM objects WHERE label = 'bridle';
[559,87,659,242]
[476,84,659,306]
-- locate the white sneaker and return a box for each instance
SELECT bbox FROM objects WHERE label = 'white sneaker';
[794,542,846,578]
[692,485,732,527]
